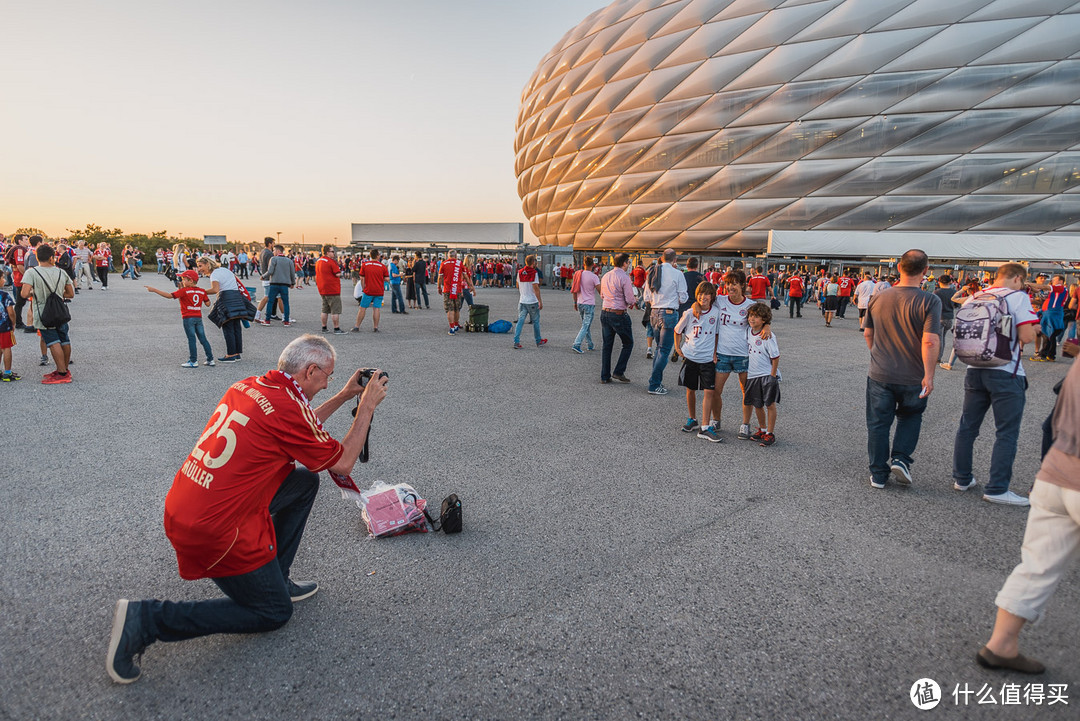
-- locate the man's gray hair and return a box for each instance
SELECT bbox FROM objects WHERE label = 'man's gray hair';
[278,334,336,375]
[663,248,677,263]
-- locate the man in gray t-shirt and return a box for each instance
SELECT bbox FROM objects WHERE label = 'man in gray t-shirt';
[863,249,941,489]
[255,237,281,321]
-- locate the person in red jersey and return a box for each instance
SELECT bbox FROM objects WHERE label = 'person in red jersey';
[631,259,646,306]
[353,249,388,332]
[106,334,388,684]
[837,271,855,319]
[747,266,771,300]
[94,241,111,290]
[7,234,30,327]
[315,245,343,333]
[436,250,475,334]
[145,270,215,367]
[785,273,804,318]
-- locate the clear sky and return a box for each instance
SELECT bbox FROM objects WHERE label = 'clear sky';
[1,0,604,245]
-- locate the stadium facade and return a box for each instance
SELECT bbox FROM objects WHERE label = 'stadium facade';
[514,0,1080,254]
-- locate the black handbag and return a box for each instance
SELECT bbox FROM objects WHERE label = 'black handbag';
[423,494,462,534]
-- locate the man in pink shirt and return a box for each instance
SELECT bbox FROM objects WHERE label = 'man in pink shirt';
[599,253,637,384]
[571,257,601,354]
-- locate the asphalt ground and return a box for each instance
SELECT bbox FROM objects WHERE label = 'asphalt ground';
[1,275,1077,720]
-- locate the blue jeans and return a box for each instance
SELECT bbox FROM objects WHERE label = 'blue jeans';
[601,310,633,381]
[953,368,1027,495]
[266,285,291,322]
[390,284,405,313]
[648,308,679,391]
[416,281,429,308]
[514,303,541,344]
[134,468,318,645]
[574,304,595,350]
[182,317,214,363]
[866,377,928,484]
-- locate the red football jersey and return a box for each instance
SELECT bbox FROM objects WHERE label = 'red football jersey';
[787,276,804,297]
[747,275,770,299]
[164,371,343,580]
[171,287,209,318]
[11,247,27,284]
[315,256,341,296]
[360,260,387,296]
[441,258,465,296]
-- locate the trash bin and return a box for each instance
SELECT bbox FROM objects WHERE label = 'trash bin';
[469,304,489,326]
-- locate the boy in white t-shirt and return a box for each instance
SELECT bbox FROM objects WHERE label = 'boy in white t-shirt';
[742,302,780,446]
[674,282,722,442]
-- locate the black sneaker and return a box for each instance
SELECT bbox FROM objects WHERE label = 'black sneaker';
[288,580,318,602]
[106,599,148,684]
[890,459,912,486]
[681,418,698,433]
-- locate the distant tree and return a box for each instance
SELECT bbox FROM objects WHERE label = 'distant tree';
[66,224,124,246]
[14,227,49,239]
[62,224,205,259]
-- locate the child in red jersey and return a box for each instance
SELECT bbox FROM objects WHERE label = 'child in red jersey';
[145,270,216,368]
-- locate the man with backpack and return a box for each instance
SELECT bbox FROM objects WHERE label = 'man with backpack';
[952,263,1040,506]
[20,243,74,384]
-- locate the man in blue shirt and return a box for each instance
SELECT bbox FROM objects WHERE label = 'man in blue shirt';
[643,249,688,395]
[388,255,406,314]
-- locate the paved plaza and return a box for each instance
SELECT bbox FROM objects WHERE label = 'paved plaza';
[1,278,1076,720]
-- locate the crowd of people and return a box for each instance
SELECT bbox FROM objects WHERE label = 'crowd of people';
[3,230,1078,679]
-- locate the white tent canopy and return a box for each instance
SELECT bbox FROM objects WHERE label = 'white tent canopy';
[351,223,522,249]
[768,231,1080,261]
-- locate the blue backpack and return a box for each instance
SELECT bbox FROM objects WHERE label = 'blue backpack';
[488,319,512,333]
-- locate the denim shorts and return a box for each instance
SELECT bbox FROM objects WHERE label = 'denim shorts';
[40,323,71,347]
[715,353,749,374]
[358,294,384,308]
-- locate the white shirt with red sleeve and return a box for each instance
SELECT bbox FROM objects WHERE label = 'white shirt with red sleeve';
[163,371,344,580]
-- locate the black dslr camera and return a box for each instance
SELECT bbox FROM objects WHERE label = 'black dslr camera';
[359,368,388,387]
[351,369,387,462]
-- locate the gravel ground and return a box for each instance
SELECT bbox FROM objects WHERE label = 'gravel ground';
[1,276,1076,720]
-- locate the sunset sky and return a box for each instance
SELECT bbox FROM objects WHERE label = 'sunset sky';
[2,0,604,245]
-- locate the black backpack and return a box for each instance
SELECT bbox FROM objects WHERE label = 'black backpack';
[32,269,72,328]
[424,493,462,534]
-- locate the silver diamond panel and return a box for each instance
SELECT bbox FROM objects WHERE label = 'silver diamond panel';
[515,0,1080,251]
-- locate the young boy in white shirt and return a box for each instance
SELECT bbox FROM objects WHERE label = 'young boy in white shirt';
[742,302,781,446]
[674,282,722,442]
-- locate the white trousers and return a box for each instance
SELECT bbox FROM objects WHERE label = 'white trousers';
[996,479,1080,623]
[75,262,96,288]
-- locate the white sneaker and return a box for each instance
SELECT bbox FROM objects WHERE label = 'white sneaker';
[737,424,752,440]
[982,491,1030,506]
[954,478,978,491]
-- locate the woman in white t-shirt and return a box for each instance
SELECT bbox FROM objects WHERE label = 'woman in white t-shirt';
[198,257,248,363]
[823,274,840,327]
